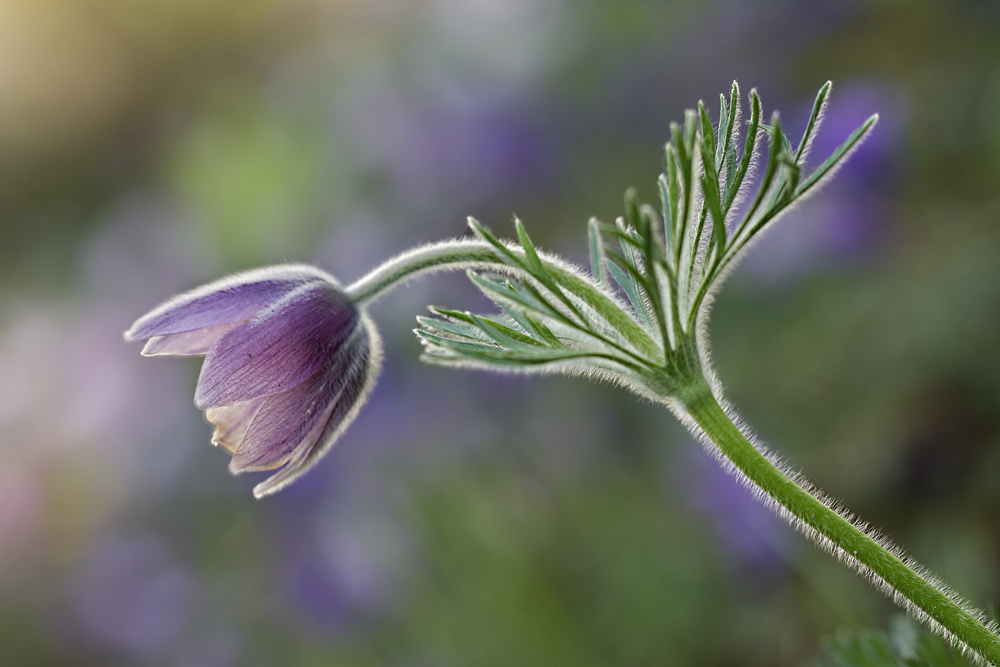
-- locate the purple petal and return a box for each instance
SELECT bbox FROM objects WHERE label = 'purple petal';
[141,323,239,357]
[205,397,268,454]
[251,317,381,498]
[125,264,338,342]
[228,342,360,473]
[194,283,359,409]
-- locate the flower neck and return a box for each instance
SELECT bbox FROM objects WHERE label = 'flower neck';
[345,238,508,306]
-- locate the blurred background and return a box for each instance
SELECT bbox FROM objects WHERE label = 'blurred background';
[1,0,999,665]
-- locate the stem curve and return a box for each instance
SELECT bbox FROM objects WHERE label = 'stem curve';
[346,239,502,305]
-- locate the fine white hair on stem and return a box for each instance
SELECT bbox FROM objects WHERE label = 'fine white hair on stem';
[346,238,501,305]
[671,395,999,666]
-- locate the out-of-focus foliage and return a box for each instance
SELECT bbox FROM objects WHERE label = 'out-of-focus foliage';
[1,1,999,666]
[819,617,975,667]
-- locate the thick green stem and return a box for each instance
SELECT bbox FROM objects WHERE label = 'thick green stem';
[683,387,1000,665]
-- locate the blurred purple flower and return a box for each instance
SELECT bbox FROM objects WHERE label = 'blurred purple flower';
[125,265,381,498]
[677,446,792,576]
[280,511,411,633]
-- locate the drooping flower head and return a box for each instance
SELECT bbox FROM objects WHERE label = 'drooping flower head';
[125,265,381,498]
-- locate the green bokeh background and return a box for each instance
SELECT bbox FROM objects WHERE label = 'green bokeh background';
[0,1,998,665]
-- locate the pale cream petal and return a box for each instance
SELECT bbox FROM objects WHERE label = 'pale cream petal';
[205,397,268,454]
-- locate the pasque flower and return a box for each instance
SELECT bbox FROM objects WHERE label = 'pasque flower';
[123,83,1000,663]
[125,265,381,498]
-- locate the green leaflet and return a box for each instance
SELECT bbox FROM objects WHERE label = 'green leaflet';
[607,217,655,331]
[796,113,878,197]
[415,313,491,341]
[418,81,877,394]
[722,88,760,215]
[794,80,832,165]
[588,217,608,289]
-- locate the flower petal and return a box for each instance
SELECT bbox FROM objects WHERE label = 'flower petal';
[141,323,240,356]
[194,282,359,409]
[205,397,269,454]
[227,338,360,473]
[125,264,337,342]
[251,316,382,498]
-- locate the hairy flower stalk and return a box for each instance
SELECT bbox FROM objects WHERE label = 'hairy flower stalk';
[127,82,1000,662]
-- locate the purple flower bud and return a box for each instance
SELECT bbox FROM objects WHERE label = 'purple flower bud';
[125,265,381,498]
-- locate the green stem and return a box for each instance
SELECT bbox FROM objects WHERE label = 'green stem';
[346,237,661,363]
[346,239,502,305]
[683,386,1000,665]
